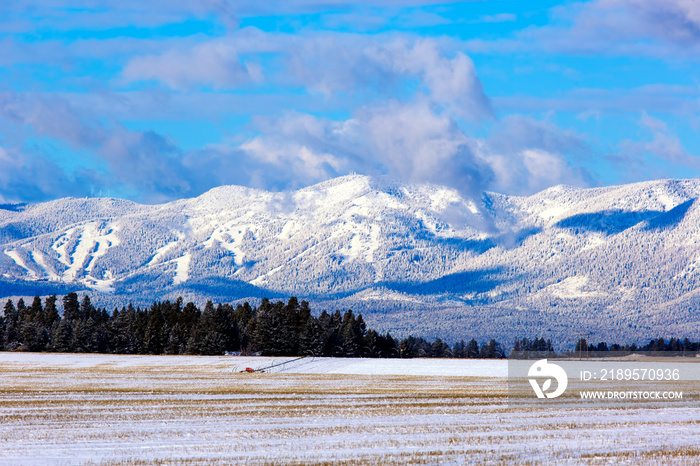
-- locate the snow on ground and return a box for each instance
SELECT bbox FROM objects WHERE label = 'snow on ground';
[50,227,74,267]
[546,275,599,299]
[172,253,191,285]
[0,352,507,377]
[3,249,36,278]
[1,353,700,465]
[30,250,60,281]
[271,356,507,377]
[147,235,182,266]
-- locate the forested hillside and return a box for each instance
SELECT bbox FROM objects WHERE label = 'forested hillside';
[1,175,700,345]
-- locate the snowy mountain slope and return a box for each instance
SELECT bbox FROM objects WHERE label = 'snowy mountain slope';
[1,175,700,344]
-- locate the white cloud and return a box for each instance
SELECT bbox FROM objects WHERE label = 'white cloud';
[119,33,493,121]
[464,0,700,57]
[122,41,260,90]
[606,113,700,182]
[488,148,592,195]
[0,144,94,203]
[234,102,592,199]
[640,113,700,169]
[379,39,493,120]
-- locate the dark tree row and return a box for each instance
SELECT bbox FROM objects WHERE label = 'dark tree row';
[573,337,700,356]
[0,294,507,358]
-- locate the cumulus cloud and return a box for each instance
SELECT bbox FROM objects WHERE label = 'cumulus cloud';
[233,100,491,196]
[120,33,493,120]
[285,35,493,119]
[358,100,491,191]
[479,116,594,195]
[0,93,204,203]
[232,102,592,201]
[122,42,262,90]
[0,145,95,203]
[0,89,595,207]
[597,0,700,45]
[371,39,493,120]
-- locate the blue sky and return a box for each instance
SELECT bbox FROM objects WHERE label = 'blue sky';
[1,0,699,203]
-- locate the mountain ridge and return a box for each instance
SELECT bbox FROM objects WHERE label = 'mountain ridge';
[2,175,699,345]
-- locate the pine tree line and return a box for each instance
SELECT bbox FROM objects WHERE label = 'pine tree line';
[0,294,507,358]
[572,337,700,356]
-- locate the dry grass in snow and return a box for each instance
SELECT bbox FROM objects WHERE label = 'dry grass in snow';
[0,353,699,464]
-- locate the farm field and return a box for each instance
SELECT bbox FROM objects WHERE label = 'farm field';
[1,353,700,464]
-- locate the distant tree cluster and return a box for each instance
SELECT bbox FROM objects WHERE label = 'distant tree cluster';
[0,294,507,358]
[573,337,700,356]
[510,337,555,358]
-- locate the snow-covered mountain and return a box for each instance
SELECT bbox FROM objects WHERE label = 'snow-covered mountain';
[2,175,700,345]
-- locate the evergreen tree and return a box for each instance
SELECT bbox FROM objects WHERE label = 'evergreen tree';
[453,340,467,358]
[190,301,227,355]
[466,339,480,358]
[109,306,138,354]
[52,318,74,352]
[43,295,60,350]
[19,298,44,351]
[340,310,365,357]
[431,338,452,358]
[3,299,20,351]
[62,293,80,321]
[380,333,398,358]
[80,295,96,322]
[143,303,165,354]
[364,329,380,357]
[298,315,324,356]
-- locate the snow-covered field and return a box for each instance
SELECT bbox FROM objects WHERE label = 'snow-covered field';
[1,353,699,464]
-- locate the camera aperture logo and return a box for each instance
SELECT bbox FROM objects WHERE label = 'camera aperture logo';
[528,359,568,399]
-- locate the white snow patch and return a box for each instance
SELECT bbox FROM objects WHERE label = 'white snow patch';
[51,228,75,267]
[0,352,507,377]
[4,249,36,278]
[63,222,112,280]
[84,226,120,272]
[556,232,575,241]
[618,285,637,301]
[338,234,362,260]
[356,288,424,304]
[547,276,598,299]
[268,356,507,377]
[227,225,254,266]
[539,205,569,222]
[583,235,607,251]
[656,193,677,211]
[30,250,60,281]
[57,222,119,291]
[83,273,116,293]
[429,188,461,211]
[173,253,191,285]
[367,225,380,263]
[250,263,284,286]
[205,223,255,266]
[676,255,700,280]
[277,220,301,240]
[148,234,183,266]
